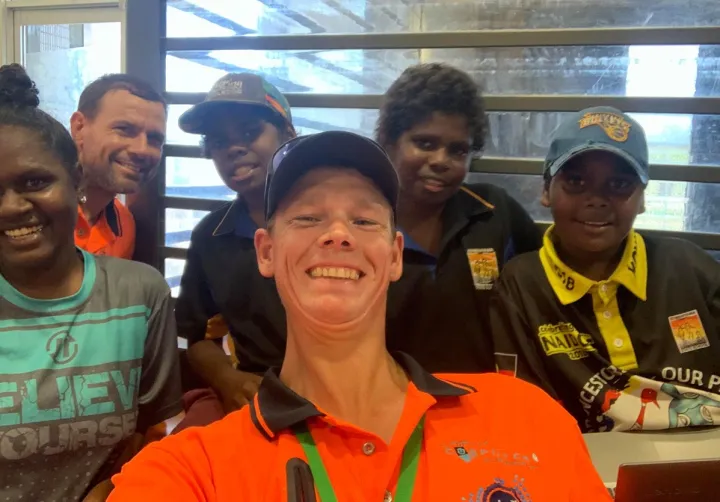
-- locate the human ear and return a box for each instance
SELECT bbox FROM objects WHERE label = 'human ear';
[254,228,275,278]
[70,111,86,150]
[389,231,404,282]
[541,182,551,208]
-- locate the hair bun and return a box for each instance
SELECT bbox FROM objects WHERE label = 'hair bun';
[0,64,40,109]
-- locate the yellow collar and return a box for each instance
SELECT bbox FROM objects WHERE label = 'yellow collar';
[539,226,648,305]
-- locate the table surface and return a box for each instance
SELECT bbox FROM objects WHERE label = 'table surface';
[583,427,720,482]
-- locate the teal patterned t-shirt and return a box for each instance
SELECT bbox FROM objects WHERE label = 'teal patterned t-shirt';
[0,251,181,501]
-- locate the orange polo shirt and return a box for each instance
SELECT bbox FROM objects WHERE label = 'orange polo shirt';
[109,354,611,501]
[75,198,136,260]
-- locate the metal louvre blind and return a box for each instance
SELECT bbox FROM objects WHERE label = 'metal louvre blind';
[124,0,720,291]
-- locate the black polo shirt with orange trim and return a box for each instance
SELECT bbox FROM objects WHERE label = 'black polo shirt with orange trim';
[386,183,542,373]
[109,353,611,501]
[491,228,720,433]
[175,199,286,373]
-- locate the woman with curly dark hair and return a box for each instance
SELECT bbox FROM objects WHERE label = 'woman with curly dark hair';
[377,63,541,373]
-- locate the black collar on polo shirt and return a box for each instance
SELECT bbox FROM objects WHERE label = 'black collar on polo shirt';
[249,352,476,440]
[402,185,495,263]
[104,199,122,236]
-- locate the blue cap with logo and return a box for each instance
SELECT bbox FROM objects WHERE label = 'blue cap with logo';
[545,106,649,185]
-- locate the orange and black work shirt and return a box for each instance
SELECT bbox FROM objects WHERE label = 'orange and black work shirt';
[75,198,136,259]
[387,183,541,373]
[108,354,611,501]
[491,227,720,433]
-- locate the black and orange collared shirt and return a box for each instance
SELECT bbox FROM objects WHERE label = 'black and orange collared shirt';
[109,354,611,501]
[491,228,720,433]
[75,198,136,259]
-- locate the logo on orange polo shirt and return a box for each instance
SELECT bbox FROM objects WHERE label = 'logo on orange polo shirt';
[444,441,540,470]
[451,444,477,463]
[463,479,532,501]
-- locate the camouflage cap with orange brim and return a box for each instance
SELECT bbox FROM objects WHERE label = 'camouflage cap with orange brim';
[178,73,294,135]
[545,106,649,185]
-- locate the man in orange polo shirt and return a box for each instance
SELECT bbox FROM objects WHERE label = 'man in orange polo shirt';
[71,74,167,259]
[108,132,611,501]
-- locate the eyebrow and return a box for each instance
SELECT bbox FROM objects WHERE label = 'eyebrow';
[411,132,470,145]
[112,119,166,144]
[10,165,57,180]
[20,165,52,173]
[613,164,637,176]
[353,197,387,210]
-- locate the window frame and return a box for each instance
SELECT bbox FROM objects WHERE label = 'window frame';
[125,0,720,282]
[1,0,125,66]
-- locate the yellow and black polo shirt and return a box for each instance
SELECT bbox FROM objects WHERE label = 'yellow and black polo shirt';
[491,227,720,433]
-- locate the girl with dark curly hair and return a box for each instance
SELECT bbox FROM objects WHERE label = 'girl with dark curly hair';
[377,63,541,372]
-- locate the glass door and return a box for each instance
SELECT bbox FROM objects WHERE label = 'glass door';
[11,6,123,126]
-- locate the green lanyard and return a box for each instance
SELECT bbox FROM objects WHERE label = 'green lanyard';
[293,417,424,502]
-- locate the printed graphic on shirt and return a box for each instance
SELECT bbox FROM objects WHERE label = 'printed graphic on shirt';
[467,248,499,290]
[0,272,151,501]
[578,365,720,432]
[537,322,597,361]
[494,353,518,378]
[0,362,140,460]
[462,477,532,501]
[579,111,632,142]
[668,310,710,354]
[444,440,540,469]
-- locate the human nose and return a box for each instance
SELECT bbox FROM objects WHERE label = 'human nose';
[428,147,451,172]
[0,190,32,218]
[585,187,610,207]
[318,219,356,250]
[227,143,250,160]
[127,134,160,164]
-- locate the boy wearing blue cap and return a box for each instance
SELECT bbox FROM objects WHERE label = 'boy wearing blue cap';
[174,73,296,430]
[490,107,720,433]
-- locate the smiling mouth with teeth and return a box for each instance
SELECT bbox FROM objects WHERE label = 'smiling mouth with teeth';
[4,225,44,239]
[581,221,611,227]
[307,267,362,280]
